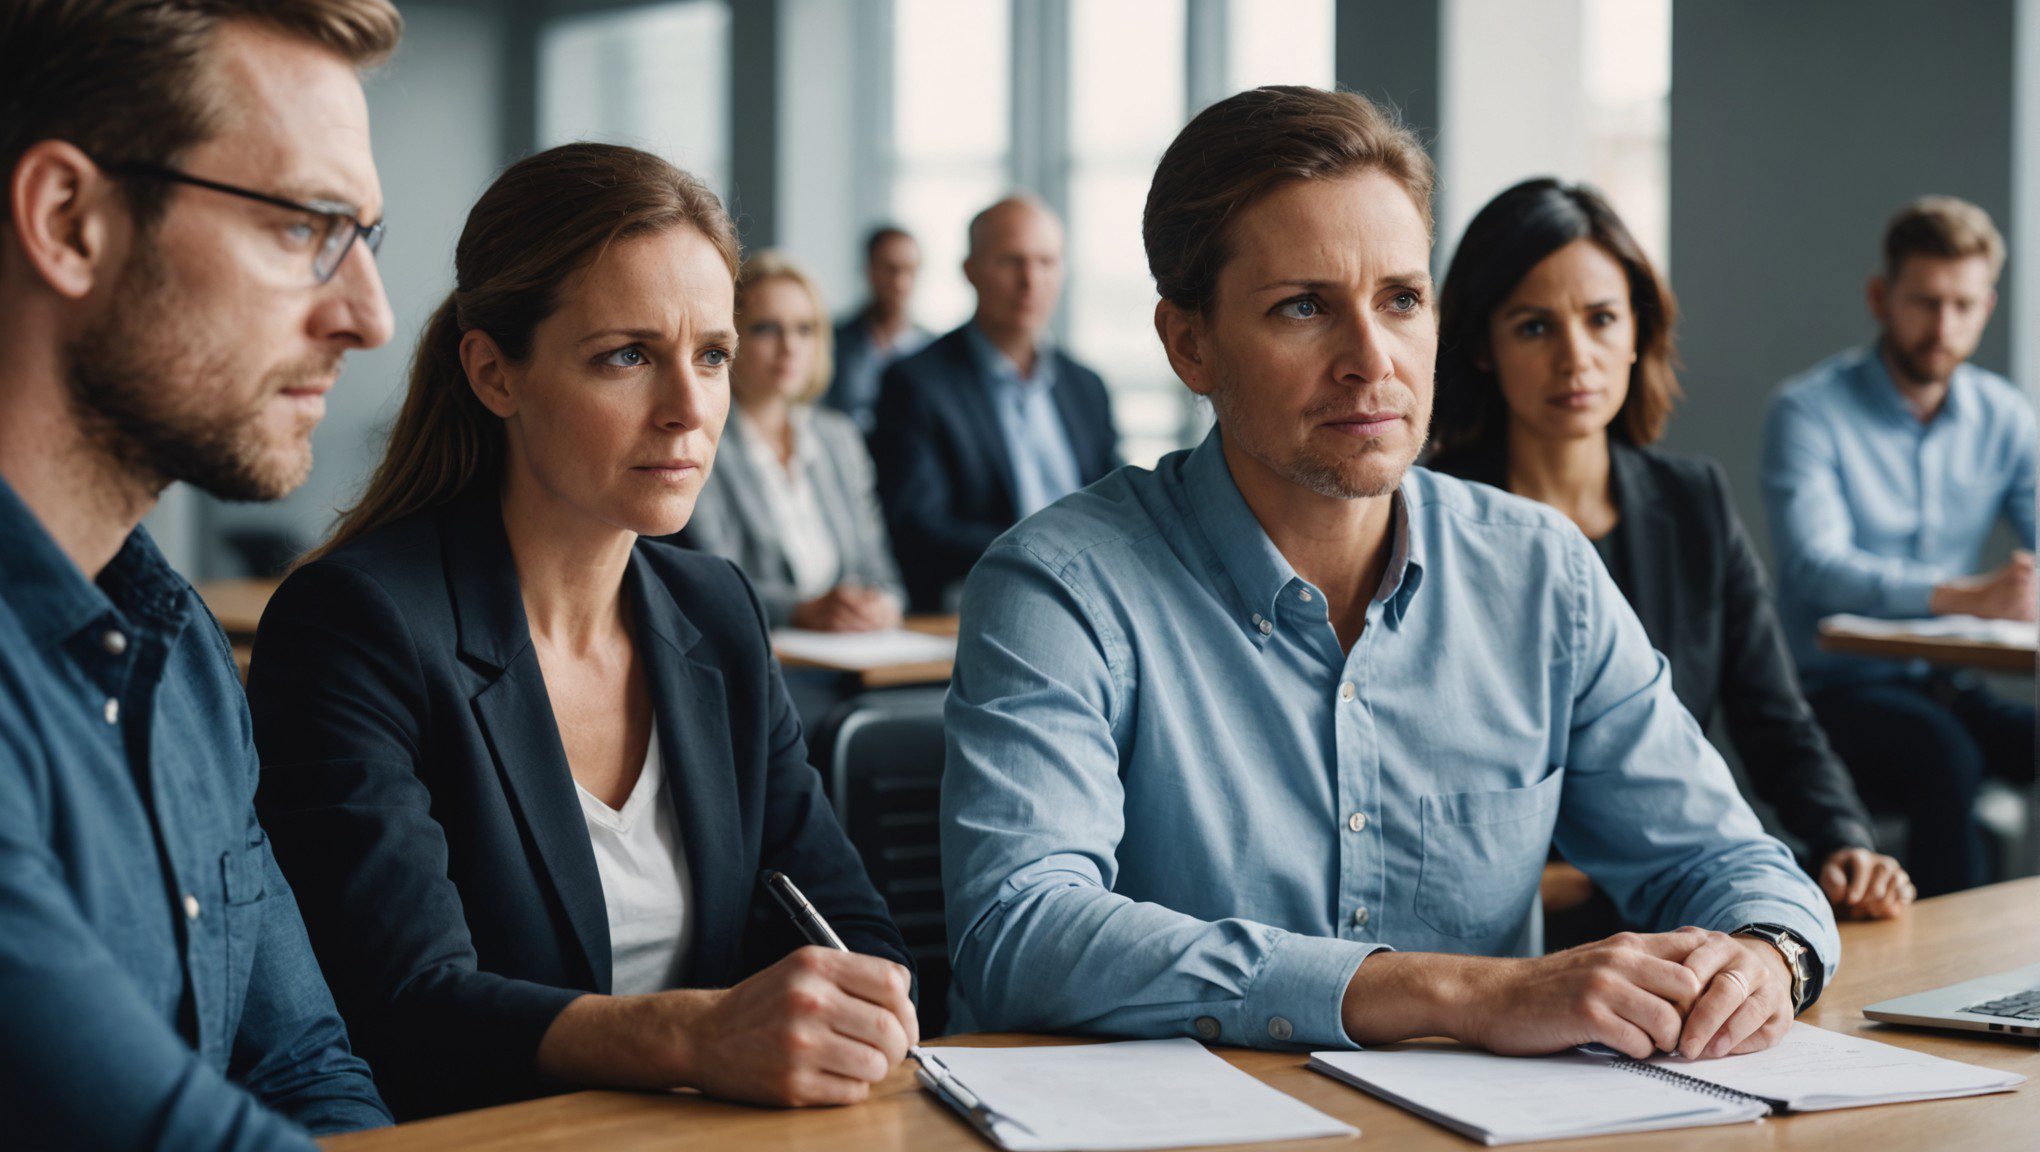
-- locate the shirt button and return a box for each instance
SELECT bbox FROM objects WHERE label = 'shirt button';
[1297,589,1313,602]
[1267,1016,1294,1041]
[102,630,128,655]
[1352,906,1370,927]
[182,894,201,921]
[1338,681,1356,702]
[102,698,119,725]
[1347,812,1368,833]
[1194,1016,1221,1040]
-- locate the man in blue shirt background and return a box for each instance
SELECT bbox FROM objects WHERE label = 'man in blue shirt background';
[944,86,1835,1067]
[0,2,400,1146]
[1761,197,2036,897]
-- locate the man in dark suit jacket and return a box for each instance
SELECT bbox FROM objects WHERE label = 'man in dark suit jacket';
[870,195,1120,611]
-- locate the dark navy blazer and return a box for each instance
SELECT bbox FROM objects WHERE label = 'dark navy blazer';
[869,324,1120,610]
[247,495,910,1119]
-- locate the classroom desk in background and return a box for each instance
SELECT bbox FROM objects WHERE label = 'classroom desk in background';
[197,578,961,691]
[321,876,2040,1152]
[196,577,278,642]
[773,615,960,689]
[1817,616,2038,676]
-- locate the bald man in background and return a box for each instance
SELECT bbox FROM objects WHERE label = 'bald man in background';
[870,195,1120,611]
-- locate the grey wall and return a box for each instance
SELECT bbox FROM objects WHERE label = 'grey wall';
[1665,0,2018,553]
[1334,0,1442,160]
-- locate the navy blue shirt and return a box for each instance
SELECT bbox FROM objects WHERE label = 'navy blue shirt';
[0,477,387,1149]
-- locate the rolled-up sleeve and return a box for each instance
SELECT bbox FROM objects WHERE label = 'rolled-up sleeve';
[1552,532,1840,990]
[941,540,1377,1050]
[1761,390,1938,618]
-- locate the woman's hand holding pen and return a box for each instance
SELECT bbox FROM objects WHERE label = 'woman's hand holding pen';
[669,947,919,1106]
[535,947,918,1107]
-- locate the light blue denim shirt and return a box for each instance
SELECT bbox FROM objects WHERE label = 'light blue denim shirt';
[1761,346,2038,689]
[965,322,1084,516]
[941,430,1837,1051]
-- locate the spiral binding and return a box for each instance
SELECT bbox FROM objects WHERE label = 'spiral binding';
[1606,1057,1774,1109]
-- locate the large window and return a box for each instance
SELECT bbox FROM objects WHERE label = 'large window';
[1582,0,1671,272]
[1439,0,1669,272]
[1065,0,1187,467]
[1225,0,1335,94]
[539,1,730,196]
[892,0,1013,331]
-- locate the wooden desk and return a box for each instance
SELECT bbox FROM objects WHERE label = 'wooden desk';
[195,577,281,643]
[1818,621,2036,675]
[774,615,959,690]
[324,878,2040,1151]
[198,580,961,690]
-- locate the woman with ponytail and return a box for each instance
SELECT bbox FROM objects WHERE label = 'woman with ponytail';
[245,143,915,1120]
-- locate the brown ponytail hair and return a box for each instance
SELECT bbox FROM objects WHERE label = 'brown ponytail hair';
[302,142,738,566]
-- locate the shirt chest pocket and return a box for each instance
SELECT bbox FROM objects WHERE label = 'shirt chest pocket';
[217,828,270,1038]
[1413,767,1566,940]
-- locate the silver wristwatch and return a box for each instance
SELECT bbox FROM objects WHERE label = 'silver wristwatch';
[1733,923,1816,1012]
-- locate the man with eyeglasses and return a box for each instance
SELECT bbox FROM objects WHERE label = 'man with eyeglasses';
[0,2,401,1148]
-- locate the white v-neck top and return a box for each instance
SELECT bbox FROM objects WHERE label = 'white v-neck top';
[738,408,842,599]
[573,721,694,995]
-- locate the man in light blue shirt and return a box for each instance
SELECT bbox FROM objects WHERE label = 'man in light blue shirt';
[944,87,1835,1066]
[964,321,1084,516]
[1761,196,2036,896]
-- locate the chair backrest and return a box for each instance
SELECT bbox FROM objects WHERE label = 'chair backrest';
[819,687,953,1034]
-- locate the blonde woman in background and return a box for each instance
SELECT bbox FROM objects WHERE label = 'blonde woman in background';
[689,251,905,631]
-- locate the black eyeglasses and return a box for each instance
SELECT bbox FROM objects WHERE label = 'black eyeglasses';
[98,159,384,285]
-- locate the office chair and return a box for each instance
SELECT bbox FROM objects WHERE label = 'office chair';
[813,686,954,1035]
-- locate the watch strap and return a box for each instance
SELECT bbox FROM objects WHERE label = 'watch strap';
[1732,923,1817,1012]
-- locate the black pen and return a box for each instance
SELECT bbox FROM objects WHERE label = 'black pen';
[758,870,1032,1138]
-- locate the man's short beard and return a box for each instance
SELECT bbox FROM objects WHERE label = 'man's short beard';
[1208,374,1423,501]
[1880,329,1962,388]
[64,239,323,503]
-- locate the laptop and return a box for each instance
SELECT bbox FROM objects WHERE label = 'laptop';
[1865,963,2040,1039]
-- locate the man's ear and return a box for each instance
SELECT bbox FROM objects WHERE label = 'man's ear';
[1155,298,1213,398]
[1865,274,1889,326]
[460,329,519,419]
[8,140,127,300]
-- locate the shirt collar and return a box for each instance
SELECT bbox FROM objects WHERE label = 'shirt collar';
[1182,429,1424,641]
[964,321,1054,390]
[0,473,188,648]
[1856,343,1967,425]
[735,406,821,468]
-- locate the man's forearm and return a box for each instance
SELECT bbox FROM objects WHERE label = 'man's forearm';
[1337,950,1477,1046]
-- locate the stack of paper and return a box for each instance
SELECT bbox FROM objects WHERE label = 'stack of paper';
[1820,613,2039,650]
[771,627,957,669]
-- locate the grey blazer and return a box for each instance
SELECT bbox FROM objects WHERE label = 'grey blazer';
[689,406,904,625]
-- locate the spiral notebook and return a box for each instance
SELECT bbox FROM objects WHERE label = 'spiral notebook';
[1309,1022,2022,1146]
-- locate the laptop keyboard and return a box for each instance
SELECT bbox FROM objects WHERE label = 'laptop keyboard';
[1963,987,2040,1020]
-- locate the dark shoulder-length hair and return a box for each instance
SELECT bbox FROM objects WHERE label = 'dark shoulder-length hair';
[1430,178,1680,457]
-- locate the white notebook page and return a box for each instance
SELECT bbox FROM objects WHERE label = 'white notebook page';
[924,1038,1358,1151]
[1635,1022,2025,1111]
[1310,1047,1763,1144]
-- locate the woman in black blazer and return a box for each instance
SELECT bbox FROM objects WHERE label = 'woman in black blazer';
[1426,178,1912,923]
[246,144,914,1120]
